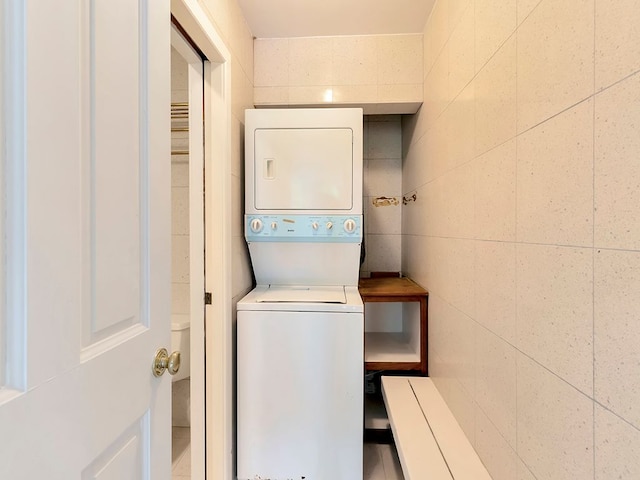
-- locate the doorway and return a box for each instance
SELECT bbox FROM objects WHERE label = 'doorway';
[170,25,205,479]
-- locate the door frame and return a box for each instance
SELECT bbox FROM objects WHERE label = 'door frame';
[170,1,233,479]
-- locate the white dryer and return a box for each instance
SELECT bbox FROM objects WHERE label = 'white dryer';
[237,108,364,480]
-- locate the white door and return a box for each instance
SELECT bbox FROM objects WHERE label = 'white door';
[0,0,172,478]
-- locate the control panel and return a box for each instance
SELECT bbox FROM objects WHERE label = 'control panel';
[245,214,362,242]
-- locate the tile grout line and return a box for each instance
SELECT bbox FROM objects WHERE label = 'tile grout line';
[592,1,597,479]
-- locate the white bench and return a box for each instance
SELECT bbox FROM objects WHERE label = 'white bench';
[381,376,493,480]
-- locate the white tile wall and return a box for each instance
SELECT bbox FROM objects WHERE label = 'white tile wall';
[361,116,403,277]
[253,34,423,112]
[594,249,640,428]
[516,100,594,247]
[516,354,594,480]
[402,0,640,478]
[595,405,640,479]
[475,406,518,480]
[594,73,640,251]
[516,0,594,133]
[594,0,640,92]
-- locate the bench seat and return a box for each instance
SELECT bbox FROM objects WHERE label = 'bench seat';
[381,376,492,480]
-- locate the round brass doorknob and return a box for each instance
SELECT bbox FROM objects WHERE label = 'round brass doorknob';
[152,348,181,377]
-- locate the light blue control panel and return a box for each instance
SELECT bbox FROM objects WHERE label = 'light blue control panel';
[245,214,362,243]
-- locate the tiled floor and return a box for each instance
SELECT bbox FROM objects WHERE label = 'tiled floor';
[364,441,405,480]
[171,427,404,480]
[172,426,190,479]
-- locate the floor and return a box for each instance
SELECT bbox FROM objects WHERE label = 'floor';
[171,426,404,480]
[172,427,191,479]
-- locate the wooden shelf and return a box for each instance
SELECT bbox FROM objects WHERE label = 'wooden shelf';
[359,276,428,375]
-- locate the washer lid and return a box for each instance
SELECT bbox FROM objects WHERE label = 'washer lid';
[256,285,346,304]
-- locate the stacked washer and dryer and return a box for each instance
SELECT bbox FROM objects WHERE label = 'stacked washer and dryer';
[237,108,364,479]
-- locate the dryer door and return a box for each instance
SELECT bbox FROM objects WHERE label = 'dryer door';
[253,128,353,210]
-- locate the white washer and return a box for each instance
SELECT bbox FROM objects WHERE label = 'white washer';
[237,286,363,480]
[238,108,364,480]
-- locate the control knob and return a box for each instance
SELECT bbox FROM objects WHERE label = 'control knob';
[271,222,278,230]
[343,218,357,234]
[326,221,333,230]
[250,218,263,233]
[311,222,319,231]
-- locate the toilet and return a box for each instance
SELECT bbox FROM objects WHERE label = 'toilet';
[171,313,190,382]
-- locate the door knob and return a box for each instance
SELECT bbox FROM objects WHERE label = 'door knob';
[152,348,181,377]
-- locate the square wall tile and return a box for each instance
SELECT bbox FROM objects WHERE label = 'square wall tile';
[516,100,594,247]
[595,0,640,91]
[517,353,594,480]
[475,139,516,242]
[366,199,401,235]
[476,0,516,72]
[594,249,640,429]
[447,81,475,169]
[403,184,429,238]
[475,407,518,480]
[331,36,377,86]
[443,238,476,317]
[171,283,190,314]
[446,378,477,446]
[448,3,475,99]
[364,158,402,197]
[475,36,517,156]
[254,39,288,87]
[595,405,640,479]
[172,186,190,236]
[516,244,593,394]
[443,161,475,239]
[403,234,431,292]
[366,119,402,160]
[517,0,594,132]
[427,293,450,364]
[474,240,516,344]
[423,115,450,184]
[171,162,189,187]
[517,458,537,480]
[366,234,401,273]
[424,0,449,76]
[475,326,517,446]
[517,0,541,26]
[288,37,333,86]
[449,0,473,33]
[377,35,423,85]
[423,47,450,132]
[595,404,640,480]
[447,307,476,397]
[401,133,428,196]
[171,234,190,284]
[594,73,640,251]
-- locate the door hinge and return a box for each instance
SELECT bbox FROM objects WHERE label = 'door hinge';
[204,292,212,305]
